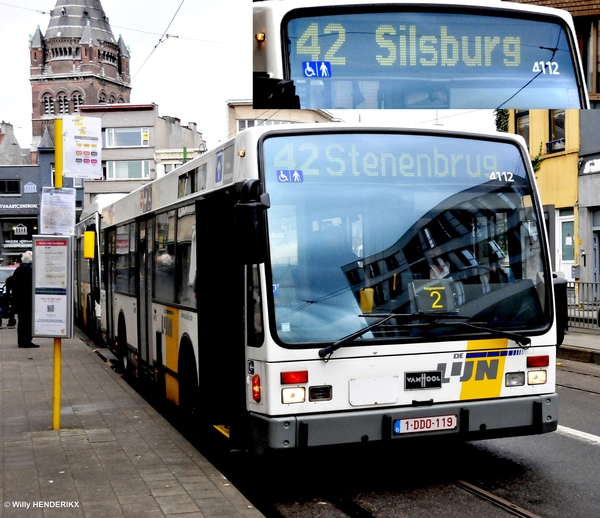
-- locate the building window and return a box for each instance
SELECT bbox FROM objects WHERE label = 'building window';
[72,94,83,111]
[581,20,600,103]
[237,119,293,133]
[42,95,54,115]
[57,94,69,114]
[103,127,150,147]
[106,160,151,179]
[164,163,180,174]
[515,110,530,150]
[0,180,20,195]
[547,110,565,153]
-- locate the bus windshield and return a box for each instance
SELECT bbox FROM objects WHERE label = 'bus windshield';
[284,8,584,109]
[262,130,551,346]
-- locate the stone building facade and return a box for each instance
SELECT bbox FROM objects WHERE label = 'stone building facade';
[29,0,131,157]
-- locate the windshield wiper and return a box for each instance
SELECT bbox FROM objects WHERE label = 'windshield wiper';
[399,319,531,349]
[318,312,468,360]
[318,312,531,361]
[431,321,531,349]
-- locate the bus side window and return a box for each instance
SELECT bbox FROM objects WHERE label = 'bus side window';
[155,211,176,302]
[155,249,175,301]
[176,242,193,304]
[176,206,195,306]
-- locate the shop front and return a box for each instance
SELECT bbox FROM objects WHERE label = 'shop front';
[0,209,38,265]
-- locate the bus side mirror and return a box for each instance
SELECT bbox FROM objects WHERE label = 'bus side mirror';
[83,231,96,260]
[552,275,568,347]
[234,180,270,265]
[253,73,300,109]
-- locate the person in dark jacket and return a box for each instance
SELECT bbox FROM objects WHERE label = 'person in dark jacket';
[12,251,38,348]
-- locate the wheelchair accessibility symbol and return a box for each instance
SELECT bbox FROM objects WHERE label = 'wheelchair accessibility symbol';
[303,61,332,78]
[215,150,223,183]
[277,170,304,183]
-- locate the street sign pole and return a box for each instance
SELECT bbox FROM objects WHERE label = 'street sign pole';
[53,118,63,431]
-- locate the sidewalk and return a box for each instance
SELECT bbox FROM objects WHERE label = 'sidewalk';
[0,325,263,517]
[559,327,600,365]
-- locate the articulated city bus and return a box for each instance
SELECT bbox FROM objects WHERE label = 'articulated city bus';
[253,0,589,109]
[98,124,560,453]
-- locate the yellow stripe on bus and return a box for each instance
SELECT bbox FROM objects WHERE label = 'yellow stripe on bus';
[460,338,508,401]
[165,307,180,405]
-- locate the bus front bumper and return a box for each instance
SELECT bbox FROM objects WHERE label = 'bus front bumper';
[248,394,558,454]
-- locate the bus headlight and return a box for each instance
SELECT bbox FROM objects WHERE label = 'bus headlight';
[505,372,525,387]
[527,370,547,385]
[282,387,305,404]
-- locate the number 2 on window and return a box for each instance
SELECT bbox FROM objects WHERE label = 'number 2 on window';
[430,290,444,309]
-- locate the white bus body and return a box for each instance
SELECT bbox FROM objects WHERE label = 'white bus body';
[101,124,560,453]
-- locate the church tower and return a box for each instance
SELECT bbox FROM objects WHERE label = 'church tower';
[29,0,131,150]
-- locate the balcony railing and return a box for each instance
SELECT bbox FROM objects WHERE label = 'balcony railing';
[566,281,600,329]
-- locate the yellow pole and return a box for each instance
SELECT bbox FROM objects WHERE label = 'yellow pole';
[53,118,63,431]
[53,337,61,430]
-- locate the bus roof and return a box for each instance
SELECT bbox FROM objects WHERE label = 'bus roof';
[80,193,128,222]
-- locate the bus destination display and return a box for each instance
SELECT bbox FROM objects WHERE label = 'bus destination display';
[263,132,527,186]
[285,11,582,108]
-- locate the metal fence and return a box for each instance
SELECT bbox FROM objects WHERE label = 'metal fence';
[566,281,600,330]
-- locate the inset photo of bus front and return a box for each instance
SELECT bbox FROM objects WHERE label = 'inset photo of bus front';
[253,0,589,110]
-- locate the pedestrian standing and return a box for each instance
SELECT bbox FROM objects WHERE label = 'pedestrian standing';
[12,251,38,348]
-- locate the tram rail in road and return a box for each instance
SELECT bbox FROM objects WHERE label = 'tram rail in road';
[454,480,542,518]
[258,479,546,518]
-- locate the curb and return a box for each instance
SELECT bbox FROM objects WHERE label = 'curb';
[557,345,600,365]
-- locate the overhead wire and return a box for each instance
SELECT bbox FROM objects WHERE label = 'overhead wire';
[111,24,228,45]
[0,2,50,14]
[131,0,186,80]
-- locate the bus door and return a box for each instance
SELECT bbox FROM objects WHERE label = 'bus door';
[137,219,153,371]
[104,229,116,345]
[88,223,101,334]
[74,235,82,323]
[195,193,246,432]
